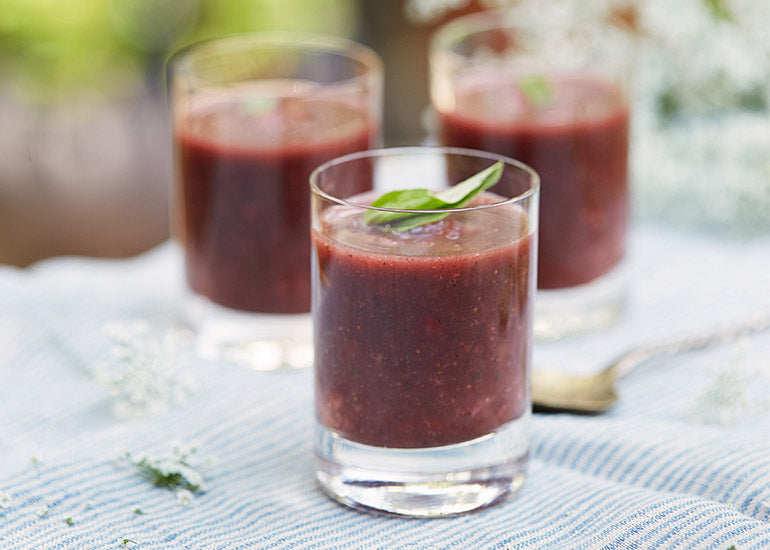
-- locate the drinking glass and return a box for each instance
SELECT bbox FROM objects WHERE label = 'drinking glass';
[311,146,539,516]
[169,33,382,368]
[431,9,633,340]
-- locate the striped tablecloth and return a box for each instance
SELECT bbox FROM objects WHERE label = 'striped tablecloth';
[1,224,769,549]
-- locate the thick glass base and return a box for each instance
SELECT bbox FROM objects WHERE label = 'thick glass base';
[534,263,628,342]
[186,294,312,370]
[314,412,530,517]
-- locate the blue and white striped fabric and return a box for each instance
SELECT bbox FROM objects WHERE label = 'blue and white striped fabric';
[1,224,769,549]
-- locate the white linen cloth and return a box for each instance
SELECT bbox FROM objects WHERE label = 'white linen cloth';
[1,223,769,549]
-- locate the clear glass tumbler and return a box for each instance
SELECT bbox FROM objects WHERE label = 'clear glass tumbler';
[311,146,539,516]
[169,33,382,369]
[431,9,633,340]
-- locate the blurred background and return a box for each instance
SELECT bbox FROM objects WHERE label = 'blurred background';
[1,0,768,266]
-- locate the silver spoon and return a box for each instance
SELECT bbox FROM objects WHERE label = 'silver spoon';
[531,313,770,413]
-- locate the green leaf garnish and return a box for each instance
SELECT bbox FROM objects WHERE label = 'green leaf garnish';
[702,0,733,22]
[244,97,277,116]
[131,458,201,492]
[518,75,553,107]
[363,189,446,226]
[363,161,504,231]
[123,448,205,493]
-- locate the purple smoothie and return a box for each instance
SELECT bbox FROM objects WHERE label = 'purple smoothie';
[438,73,629,289]
[313,192,534,448]
[175,84,375,313]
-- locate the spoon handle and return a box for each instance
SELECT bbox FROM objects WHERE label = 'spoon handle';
[612,313,770,378]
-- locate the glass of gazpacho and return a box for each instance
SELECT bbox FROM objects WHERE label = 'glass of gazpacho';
[430,9,632,340]
[169,33,382,368]
[310,147,539,516]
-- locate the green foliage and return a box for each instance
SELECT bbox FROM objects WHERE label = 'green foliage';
[702,0,733,22]
[0,0,357,103]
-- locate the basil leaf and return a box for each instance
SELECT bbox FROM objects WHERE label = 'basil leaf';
[244,97,277,115]
[386,211,452,232]
[434,161,503,205]
[363,189,446,226]
[518,75,552,107]
[364,161,504,231]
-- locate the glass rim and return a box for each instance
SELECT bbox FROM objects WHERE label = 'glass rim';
[168,30,382,87]
[310,146,539,214]
[431,7,624,56]
[431,9,516,55]
[432,8,582,58]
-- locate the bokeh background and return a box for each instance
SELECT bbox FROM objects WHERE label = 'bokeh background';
[1,0,768,266]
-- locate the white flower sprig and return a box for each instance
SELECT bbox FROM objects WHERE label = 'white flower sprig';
[689,340,770,425]
[118,443,211,506]
[0,490,12,510]
[54,319,198,419]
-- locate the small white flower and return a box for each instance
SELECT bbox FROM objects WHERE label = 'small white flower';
[404,0,471,24]
[688,340,770,425]
[122,443,209,498]
[0,490,12,509]
[93,320,198,419]
[175,489,194,508]
[36,506,50,518]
